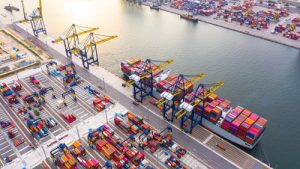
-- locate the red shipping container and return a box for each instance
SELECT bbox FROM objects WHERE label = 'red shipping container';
[233,106,244,114]
[256,117,267,127]
[241,109,252,117]
[245,136,254,144]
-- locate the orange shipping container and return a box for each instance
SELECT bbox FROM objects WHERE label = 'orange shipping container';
[208,93,218,102]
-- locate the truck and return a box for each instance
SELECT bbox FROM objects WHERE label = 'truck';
[7,129,15,139]
[11,80,22,92]
[93,98,105,112]
[43,117,57,128]
[7,94,19,104]
[13,138,25,147]
[29,76,41,89]
[61,113,76,123]
[165,155,189,169]
[93,96,111,112]
[1,121,13,128]
[170,143,187,159]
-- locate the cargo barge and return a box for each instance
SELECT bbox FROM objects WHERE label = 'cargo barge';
[150,4,160,11]
[120,58,267,149]
[180,13,198,22]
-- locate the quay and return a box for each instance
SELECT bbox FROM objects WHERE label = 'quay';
[0,22,273,169]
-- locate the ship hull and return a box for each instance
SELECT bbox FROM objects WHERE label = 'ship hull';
[201,117,261,149]
[180,15,198,22]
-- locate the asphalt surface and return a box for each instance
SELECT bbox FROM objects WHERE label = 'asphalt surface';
[9,23,240,169]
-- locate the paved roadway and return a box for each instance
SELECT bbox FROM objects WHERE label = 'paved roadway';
[9,24,240,169]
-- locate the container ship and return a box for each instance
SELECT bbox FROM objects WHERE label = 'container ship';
[120,58,267,149]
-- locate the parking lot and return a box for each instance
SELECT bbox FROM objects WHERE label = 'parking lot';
[0,104,33,164]
[42,69,114,114]
[21,72,94,125]
[0,80,65,144]
[108,116,207,169]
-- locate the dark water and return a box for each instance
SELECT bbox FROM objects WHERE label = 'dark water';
[1,0,300,168]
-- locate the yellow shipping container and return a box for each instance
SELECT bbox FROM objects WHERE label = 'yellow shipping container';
[73,141,81,148]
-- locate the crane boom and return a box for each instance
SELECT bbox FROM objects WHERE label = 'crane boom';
[52,27,99,43]
[155,73,206,105]
[156,59,174,71]
[188,73,206,85]
[126,59,174,86]
[202,81,224,98]
[176,81,224,119]
[70,35,117,54]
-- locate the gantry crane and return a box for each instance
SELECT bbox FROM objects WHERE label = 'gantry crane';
[52,24,99,58]
[176,81,224,133]
[20,0,46,37]
[155,73,206,122]
[70,33,117,69]
[125,59,174,103]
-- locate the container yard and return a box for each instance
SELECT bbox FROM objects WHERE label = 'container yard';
[140,0,300,49]
[0,30,40,78]
[0,0,299,168]
[0,26,272,168]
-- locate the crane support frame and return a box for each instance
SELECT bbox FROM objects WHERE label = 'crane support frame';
[179,81,224,133]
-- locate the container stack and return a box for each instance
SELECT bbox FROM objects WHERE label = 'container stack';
[51,145,77,169]
[170,0,224,16]
[229,108,252,135]
[114,115,139,135]
[193,93,231,124]
[156,74,194,101]
[96,139,117,160]
[221,106,244,131]
[120,58,160,78]
[120,58,142,77]
[156,74,177,93]
[238,113,259,139]
[220,106,267,145]
[26,118,48,140]
[127,111,144,126]
[70,141,86,157]
[77,157,100,169]
[245,117,267,144]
